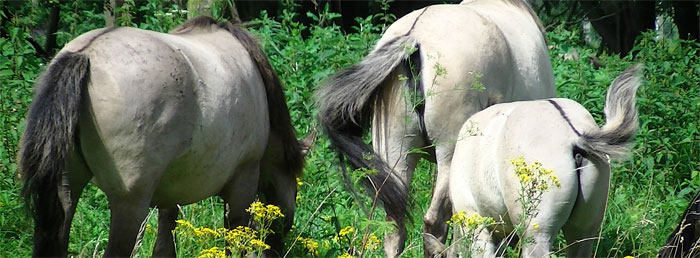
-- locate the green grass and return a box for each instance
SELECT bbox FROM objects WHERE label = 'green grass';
[1,1,699,257]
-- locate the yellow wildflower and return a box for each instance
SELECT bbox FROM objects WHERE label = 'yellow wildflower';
[448,212,494,230]
[199,246,226,258]
[246,201,284,221]
[296,177,304,186]
[532,223,540,231]
[338,226,355,237]
[297,236,320,256]
[250,239,271,250]
[367,234,382,250]
[338,253,355,258]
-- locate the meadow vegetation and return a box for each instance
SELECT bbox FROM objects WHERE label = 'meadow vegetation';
[0,0,698,257]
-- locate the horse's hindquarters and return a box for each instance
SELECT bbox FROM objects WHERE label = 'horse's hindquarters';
[72,27,269,206]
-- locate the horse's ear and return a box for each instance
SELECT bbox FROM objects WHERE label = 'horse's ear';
[422,233,447,257]
[299,127,317,156]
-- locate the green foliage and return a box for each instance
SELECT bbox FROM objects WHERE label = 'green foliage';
[0,1,698,257]
[548,23,700,256]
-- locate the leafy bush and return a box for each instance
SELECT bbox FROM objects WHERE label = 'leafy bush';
[548,24,700,256]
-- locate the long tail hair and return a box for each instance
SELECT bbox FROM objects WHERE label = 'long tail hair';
[577,65,642,162]
[317,35,419,228]
[19,51,90,253]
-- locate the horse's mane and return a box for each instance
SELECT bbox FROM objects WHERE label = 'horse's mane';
[173,16,305,177]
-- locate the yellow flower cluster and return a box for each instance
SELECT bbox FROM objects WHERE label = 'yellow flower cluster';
[296,177,304,186]
[447,211,495,230]
[338,253,355,258]
[510,156,561,191]
[297,236,320,256]
[198,246,225,258]
[224,226,269,253]
[366,234,382,250]
[246,201,285,222]
[338,226,355,237]
[174,219,222,238]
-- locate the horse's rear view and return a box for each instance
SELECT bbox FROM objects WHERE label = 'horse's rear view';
[19,17,305,257]
[317,0,554,256]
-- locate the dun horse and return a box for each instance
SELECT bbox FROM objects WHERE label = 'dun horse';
[317,0,555,256]
[20,17,309,257]
[424,65,642,257]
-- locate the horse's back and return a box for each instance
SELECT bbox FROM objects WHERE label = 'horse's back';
[374,1,554,147]
[451,99,594,224]
[379,0,554,100]
[61,26,268,204]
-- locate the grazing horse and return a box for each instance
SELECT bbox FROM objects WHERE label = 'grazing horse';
[317,0,554,256]
[19,17,308,257]
[423,65,642,257]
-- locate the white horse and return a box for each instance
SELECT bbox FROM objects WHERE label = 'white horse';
[423,65,642,257]
[19,17,309,257]
[317,0,554,256]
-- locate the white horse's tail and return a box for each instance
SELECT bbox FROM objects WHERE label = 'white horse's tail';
[19,51,90,255]
[577,65,643,162]
[316,35,419,227]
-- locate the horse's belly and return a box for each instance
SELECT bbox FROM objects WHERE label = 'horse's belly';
[149,99,269,206]
[149,156,237,206]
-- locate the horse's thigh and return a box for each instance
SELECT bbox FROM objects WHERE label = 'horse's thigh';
[372,102,426,183]
[562,160,610,256]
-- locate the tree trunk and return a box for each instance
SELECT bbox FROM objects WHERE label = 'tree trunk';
[104,0,116,27]
[187,0,213,19]
[220,0,241,24]
[45,3,60,57]
[672,1,699,41]
[579,0,656,56]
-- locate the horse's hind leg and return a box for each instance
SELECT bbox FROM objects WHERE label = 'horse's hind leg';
[51,151,92,256]
[372,92,426,257]
[153,206,179,257]
[422,147,453,255]
[219,162,260,248]
[258,166,297,256]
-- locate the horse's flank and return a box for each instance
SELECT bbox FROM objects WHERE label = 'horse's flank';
[174,16,304,176]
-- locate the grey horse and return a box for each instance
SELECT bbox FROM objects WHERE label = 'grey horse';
[19,17,309,257]
[425,65,642,257]
[317,0,555,256]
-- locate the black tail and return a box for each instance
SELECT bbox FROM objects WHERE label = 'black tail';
[19,51,90,254]
[317,35,419,228]
[577,65,642,163]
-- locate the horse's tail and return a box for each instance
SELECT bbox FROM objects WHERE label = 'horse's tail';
[577,65,642,162]
[19,51,90,248]
[219,20,305,177]
[317,35,419,227]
